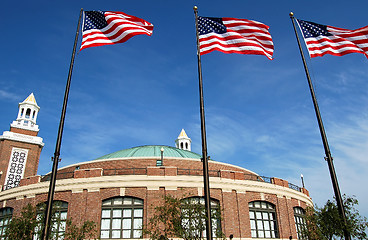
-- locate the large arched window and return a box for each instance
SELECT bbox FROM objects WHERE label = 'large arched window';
[294,207,307,239]
[249,201,278,238]
[100,197,144,239]
[34,201,68,240]
[181,197,222,238]
[0,207,13,238]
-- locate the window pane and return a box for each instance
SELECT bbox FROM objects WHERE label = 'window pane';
[113,209,122,218]
[100,230,109,238]
[112,230,121,238]
[123,209,132,218]
[134,209,143,218]
[123,219,131,229]
[251,230,257,238]
[60,212,67,220]
[134,219,142,229]
[101,219,110,230]
[261,202,267,209]
[133,230,142,238]
[59,221,66,231]
[263,212,269,220]
[265,231,271,238]
[112,219,121,229]
[264,222,270,230]
[114,198,123,205]
[123,230,131,238]
[101,210,110,218]
[256,212,262,219]
[123,198,132,205]
[250,220,256,229]
[254,202,261,208]
[258,230,264,238]
[134,199,143,205]
[249,211,255,219]
[257,220,264,230]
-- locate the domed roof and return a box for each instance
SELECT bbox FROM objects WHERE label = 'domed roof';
[95,145,202,160]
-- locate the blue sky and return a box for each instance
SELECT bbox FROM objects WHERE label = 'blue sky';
[1,0,368,217]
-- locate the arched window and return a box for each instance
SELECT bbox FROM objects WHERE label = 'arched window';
[294,207,307,239]
[100,197,143,239]
[34,201,68,240]
[181,197,222,238]
[180,142,184,149]
[0,207,13,238]
[248,201,278,238]
[25,108,31,119]
[185,142,188,150]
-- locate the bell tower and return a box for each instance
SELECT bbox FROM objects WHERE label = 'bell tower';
[175,129,191,151]
[0,93,44,190]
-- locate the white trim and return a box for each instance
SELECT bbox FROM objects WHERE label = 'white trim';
[0,131,44,146]
[0,175,313,206]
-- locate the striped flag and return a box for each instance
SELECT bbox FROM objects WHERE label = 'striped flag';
[198,17,274,60]
[297,19,368,59]
[80,11,153,51]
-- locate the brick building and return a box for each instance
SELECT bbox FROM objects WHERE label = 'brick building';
[0,94,312,239]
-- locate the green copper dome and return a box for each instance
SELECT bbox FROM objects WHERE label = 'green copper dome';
[95,145,202,160]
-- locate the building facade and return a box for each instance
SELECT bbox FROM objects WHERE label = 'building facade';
[0,94,312,239]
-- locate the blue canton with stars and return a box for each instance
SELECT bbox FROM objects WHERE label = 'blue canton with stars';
[83,11,108,31]
[297,19,332,38]
[198,16,227,35]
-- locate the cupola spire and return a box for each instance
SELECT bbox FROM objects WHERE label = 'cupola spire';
[11,93,40,132]
[175,129,191,151]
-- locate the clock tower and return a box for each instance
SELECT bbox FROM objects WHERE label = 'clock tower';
[0,93,44,190]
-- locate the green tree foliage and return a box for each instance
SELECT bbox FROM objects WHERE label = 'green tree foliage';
[3,204,38,240]
[303,195,368,240]
[144,195,224,240]
[63,219,97,240]
[3,203,98,240]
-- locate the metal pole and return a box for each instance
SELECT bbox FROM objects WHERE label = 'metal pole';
[289,12,351,240]
[41,8,83,240]
[193,6,213,240]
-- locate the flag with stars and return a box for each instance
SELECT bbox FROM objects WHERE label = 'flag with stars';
[297,19,368,59]
[198,17,274,59]
[80,11,153,51]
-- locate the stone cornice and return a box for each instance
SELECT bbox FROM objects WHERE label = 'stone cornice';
[0,131,44,147]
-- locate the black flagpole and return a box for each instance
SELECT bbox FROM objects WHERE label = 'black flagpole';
[289,12,351,240]
[194,6,213,240]
[41,8,83,240]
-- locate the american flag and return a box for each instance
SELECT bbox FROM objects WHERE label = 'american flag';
[80,11,153,51]
[198,17,274,60]
[297,19,368,59]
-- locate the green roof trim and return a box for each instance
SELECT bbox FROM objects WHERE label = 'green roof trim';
[95,145,202,160]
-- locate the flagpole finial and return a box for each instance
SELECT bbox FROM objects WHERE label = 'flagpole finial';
[289,12,294,17]
[194,6,198,11]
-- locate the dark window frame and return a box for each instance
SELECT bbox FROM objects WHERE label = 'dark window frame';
[0,207,13,238]
[294,207,307,240]
[100,197,144,239]
[181,197,222,238]
[249,201,279,238]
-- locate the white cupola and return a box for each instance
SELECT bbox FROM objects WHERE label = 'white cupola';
[11,93,40,132]
[175,129,191,151]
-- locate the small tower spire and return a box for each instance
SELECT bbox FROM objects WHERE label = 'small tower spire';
[175,129,191,151]
[11,93,40,132]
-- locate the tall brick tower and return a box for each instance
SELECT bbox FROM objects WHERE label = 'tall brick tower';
[0,93,44,190]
